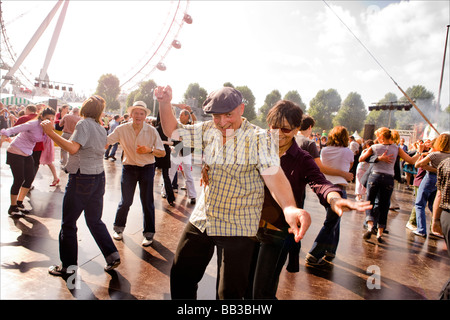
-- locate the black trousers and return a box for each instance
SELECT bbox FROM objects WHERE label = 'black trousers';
[6,152,35,195]
[170,222,257,299]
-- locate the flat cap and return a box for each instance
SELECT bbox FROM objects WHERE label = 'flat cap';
[202,87,243,114]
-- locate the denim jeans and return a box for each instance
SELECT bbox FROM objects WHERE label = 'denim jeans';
[309,187,347,259]
[365,172,394,229]
[60,171,119,268]
[113,164,156,237]
[104,142,119,158]
[415,172,437,235]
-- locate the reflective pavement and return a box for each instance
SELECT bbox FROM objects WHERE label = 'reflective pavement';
[1,145,449,300]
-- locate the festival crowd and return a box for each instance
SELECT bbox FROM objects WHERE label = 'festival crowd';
[1,86,449,300]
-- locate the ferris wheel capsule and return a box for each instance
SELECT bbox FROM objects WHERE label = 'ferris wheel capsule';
[156,62,167,71]
[172,40,181,49]
[183,14,193,24]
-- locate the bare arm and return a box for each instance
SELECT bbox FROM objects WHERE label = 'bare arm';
[432,190,443,235]
[136,145,166,158]
[315,158,353,181]
[155,86,179,139]
[41,120,81,154]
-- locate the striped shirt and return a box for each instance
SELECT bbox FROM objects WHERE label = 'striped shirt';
[177,118,280,237]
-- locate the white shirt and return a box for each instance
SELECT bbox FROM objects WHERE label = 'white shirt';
[320,146,354,185]
[106,122,164,167]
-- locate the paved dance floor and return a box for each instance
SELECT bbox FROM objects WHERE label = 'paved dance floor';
[1,145,449,301]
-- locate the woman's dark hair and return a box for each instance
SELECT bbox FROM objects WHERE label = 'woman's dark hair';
[39,107,56,120]
[266,100,303,129]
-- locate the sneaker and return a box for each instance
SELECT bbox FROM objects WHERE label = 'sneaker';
[17,203,30,214]
[305,253,328,267]
[413,230,427,237]
[8,205,23,217]
[104,259,121,272]
[190,198,196,205]
[112,231,123,240]
[406,222,417,231]
[142,237,153,247]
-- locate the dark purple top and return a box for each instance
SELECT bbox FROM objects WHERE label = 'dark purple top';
[261,141,343,229]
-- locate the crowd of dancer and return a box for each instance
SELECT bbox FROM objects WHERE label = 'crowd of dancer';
[1,85,449,299]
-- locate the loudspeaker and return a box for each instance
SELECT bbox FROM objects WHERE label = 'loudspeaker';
[363,124,375,141]
[48,99,58,110]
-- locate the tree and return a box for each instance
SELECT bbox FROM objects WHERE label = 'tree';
[395,85,435,130]
[257,90,282,128]
[333,92,366,133]
[307,89,341,132]
[236,85,256,121]
[95,74,121,111]
[125,79,158,116]
[283,90,307,112]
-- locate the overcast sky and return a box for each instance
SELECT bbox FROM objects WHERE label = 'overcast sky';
[2,0,449,111]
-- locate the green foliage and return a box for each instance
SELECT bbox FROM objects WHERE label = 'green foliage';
[125,79,158,116]
[307,89,341,132]
[333,92,366,133]
[95,74,121,111]
[258,90,282,124]
[283,90,307,112]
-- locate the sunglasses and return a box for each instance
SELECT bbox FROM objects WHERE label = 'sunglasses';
[271,126,295,134]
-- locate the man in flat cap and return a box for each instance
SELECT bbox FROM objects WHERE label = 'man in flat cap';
[106,101,166,247]
[155,86,310,299]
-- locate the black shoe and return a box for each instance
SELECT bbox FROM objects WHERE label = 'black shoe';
[17,203,30,214]
[110,156,117,161]
[104,156,109,160]
[104,259,121,272]
[376,236,384,244]
[363,230,372,240]
[190,198,196,205]
[8,205,22,216]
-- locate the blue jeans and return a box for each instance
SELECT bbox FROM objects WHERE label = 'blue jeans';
[60,171,119,268]
[113,164,156,237]
[415,172,437,235]
[309,187,347,259]
[365,172,394,229]
[105,142,119,158]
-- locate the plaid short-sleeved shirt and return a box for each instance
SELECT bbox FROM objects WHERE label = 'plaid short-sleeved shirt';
[437,157,450,211]
[176,118,280,237]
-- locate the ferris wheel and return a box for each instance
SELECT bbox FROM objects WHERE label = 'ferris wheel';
[0,0,192,95]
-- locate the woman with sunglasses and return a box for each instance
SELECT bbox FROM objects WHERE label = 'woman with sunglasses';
[250,100,371,299]
[41,95,120,276]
